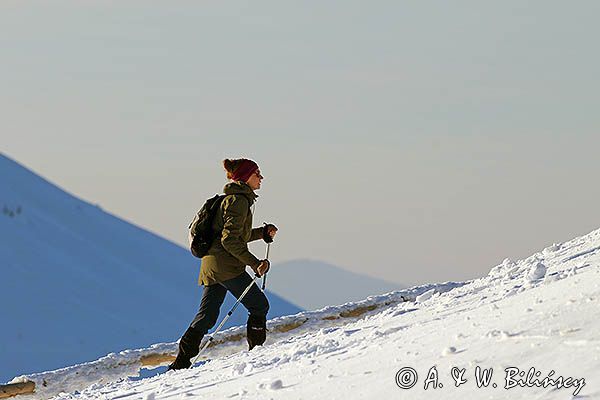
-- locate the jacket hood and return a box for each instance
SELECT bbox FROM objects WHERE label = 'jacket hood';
[223,181,258,203]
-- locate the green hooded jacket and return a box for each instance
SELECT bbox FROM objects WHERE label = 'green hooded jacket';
[198,181,264,286]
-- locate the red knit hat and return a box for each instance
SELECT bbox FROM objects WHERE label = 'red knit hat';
[231,159,259,182]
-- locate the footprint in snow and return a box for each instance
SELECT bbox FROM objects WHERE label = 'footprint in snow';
[442,347,457,356]
[373,325,407,337]
[442,346,467,356]
[257,379,284,390]
[269,380,284,390]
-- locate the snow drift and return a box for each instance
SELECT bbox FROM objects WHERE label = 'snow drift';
[5,227,600,399]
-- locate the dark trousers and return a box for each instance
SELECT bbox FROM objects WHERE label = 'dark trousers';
[190,271,269,331]
[177,271,269,361]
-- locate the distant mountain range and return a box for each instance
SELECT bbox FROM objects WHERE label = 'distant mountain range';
[264,259,405,310]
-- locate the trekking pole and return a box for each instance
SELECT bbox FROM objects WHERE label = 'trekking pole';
[262,242,270,291]
[190,273,261,366]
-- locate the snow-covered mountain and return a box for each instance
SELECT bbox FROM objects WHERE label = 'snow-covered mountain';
[4,225,599,399]
[0,153,302,384]
[264,259,404,309]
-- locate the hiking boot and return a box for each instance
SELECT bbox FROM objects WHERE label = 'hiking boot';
[167,353,192,371]
[247,314,267,350]
[168,326,204,370]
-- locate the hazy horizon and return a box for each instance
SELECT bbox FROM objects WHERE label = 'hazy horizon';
[3,1,600,287]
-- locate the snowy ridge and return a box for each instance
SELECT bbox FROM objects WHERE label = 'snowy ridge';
[8,227,600,399]
[6,282,464,399]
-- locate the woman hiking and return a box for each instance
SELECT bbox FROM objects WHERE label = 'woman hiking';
[169,158,278,370]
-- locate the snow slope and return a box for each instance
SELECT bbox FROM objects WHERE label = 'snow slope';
[8,227,600,399]
[0,153,302,383]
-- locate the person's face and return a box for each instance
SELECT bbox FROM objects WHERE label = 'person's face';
[246,169,264,190]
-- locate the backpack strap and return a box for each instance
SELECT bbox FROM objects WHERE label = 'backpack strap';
[221,193,253,207]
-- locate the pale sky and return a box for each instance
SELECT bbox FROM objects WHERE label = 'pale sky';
[3,1,599,287]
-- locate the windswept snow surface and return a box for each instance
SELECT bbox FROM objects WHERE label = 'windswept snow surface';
[11,228,600,399]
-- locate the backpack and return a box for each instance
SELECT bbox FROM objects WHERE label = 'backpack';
[188,194,227,258]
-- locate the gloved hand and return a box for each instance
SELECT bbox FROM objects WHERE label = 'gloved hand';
[262,223,278,243]
[255,259,270,277]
